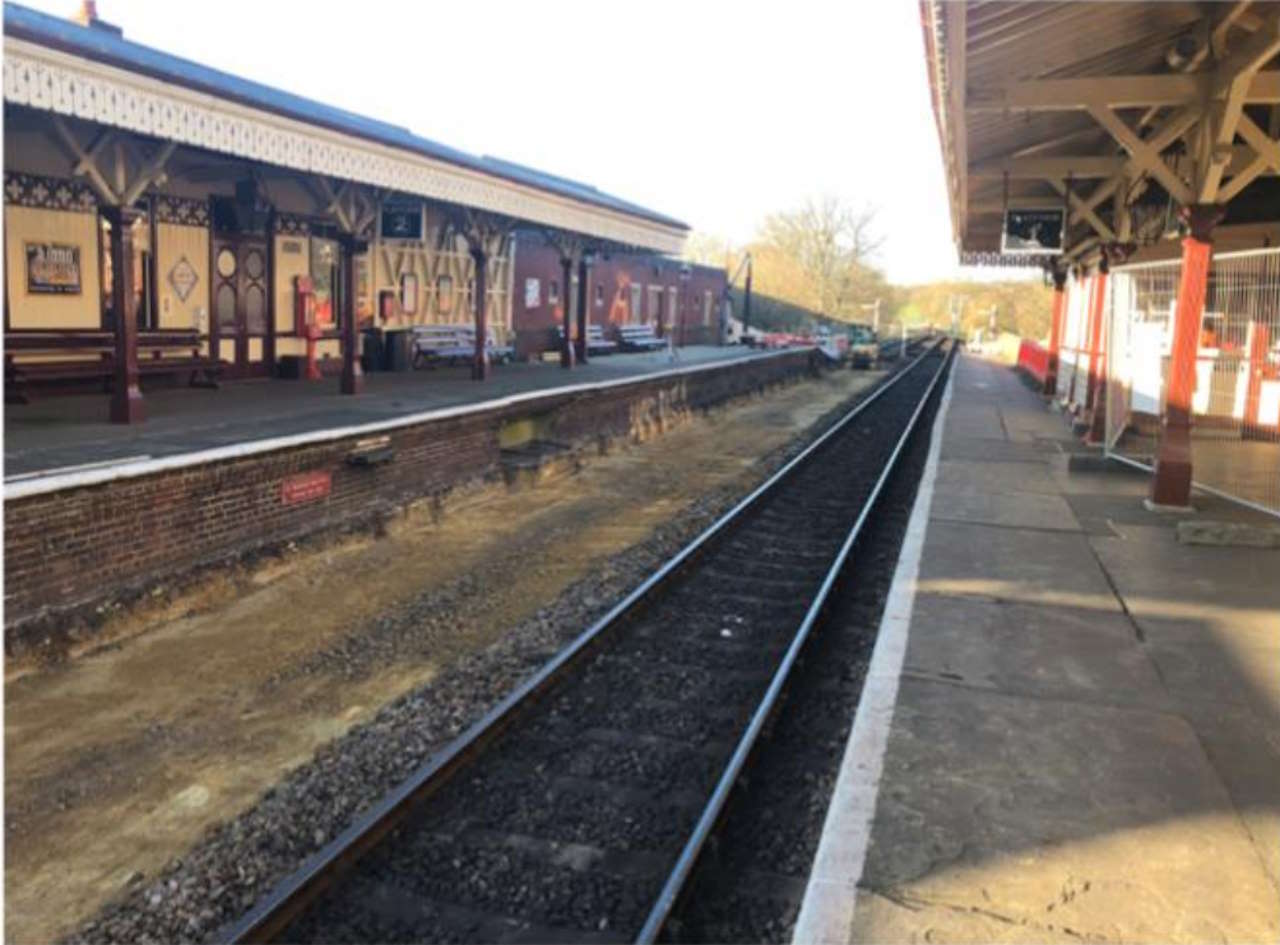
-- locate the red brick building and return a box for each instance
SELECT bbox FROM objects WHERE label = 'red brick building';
[511,231,726,359]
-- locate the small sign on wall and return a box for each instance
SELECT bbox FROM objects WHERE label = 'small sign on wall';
[25,242,81,294]
[168,255,199,301]
[281,470,332,505]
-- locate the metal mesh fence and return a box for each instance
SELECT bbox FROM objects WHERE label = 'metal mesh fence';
[1106,249,1280,517]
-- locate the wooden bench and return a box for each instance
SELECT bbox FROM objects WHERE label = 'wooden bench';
[411,324,513,369]
[617,323,666,352]
[5,330,220,403]
[554,323,619,356]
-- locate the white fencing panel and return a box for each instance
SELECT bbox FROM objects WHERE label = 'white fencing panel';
[1106,249,1280,516]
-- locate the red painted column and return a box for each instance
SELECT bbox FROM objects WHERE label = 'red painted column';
[339,236,365,396]
[1243,321,1271,439]
[1083,254,1110,429]
[471,245,489,381]
[559,255,574,369]
[1151,205,1223,507]
[106,204,145,423]
[575,254,590,365]
[1044,267,1067,397]
[1067,269,1092,408]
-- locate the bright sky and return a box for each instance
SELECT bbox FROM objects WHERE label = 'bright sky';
[24,0,980,284]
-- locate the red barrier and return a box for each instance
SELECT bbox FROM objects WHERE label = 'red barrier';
[1016,338,1049,385]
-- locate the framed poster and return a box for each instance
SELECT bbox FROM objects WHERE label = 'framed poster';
[25,242,82,294]
[1001,209,1064,255]
[400,272,419,314]
[525,277,541,308]
[356,255,373,322]
[380,202,424,241]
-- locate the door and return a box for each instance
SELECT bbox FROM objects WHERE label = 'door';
[212,237,270,377]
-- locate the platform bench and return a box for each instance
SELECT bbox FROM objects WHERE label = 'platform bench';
[411,324,513,369]
[554,323,619,355]
[617,324,666,352]
[4,330,220,403]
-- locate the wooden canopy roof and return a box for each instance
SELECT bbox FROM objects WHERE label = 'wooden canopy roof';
[922,1,1280,266]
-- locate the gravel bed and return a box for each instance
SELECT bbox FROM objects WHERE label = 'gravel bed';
[664,358,948,943]
[278,352,944,942]
[66,366,906,945]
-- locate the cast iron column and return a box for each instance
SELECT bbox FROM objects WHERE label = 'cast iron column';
[340,236,366,395]
[471,245,489,381]
[1083,253,1109,418]
[106,204,145,423]
[1044,267,1067,397]
[575,254,590,365]
[560,255,574,368]
[1151,204,1223,507]
[1066,267,1090,408]
[742,260,752,341]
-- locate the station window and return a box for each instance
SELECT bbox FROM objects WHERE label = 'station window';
[399,272,418,314]
[310,237,339,329]
[548,279,560,304]
[99,207,157,331]
[595,284,604,307]
[437,274,454,315]
[630,284,642,321]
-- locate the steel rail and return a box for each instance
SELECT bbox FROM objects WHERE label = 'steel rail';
[221,339,943,945]
[635,340,955,944]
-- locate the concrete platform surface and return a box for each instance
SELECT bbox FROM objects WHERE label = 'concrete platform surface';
[3,345,786,479]
[797,353,1280,944]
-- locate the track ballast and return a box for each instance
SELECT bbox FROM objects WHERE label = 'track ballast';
[224,340,954,945]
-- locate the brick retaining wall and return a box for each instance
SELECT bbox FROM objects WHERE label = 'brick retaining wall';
[4,349,818,646]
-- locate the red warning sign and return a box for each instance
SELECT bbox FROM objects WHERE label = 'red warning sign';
[281,470,332,505]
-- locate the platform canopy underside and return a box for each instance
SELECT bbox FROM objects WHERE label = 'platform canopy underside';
[924,0,1280,266]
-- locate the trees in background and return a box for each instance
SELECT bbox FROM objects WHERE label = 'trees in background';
[685,196,1053,340]
[894,279,1053,341]
[752,197,885,323]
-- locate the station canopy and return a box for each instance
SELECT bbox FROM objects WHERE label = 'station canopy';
[2,1,688,253]
[922,1,1280,267]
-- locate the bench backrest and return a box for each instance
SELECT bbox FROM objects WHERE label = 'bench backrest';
[5,330,202,352]
[412,324,510,353]
[556,323,609,337]
[619,324,659,340]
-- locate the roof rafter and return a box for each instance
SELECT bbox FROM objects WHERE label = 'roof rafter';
[968,71,1280,110]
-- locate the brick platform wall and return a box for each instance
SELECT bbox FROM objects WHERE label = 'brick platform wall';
[4,350,818,644]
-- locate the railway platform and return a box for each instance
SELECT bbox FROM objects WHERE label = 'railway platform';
[797,353,1280,944]
[4,344,775,480]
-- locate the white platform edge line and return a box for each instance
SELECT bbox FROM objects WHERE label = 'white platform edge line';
[790,358,956,945]
[4,348,810,501]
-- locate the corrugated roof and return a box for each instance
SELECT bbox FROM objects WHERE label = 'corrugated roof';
[2,1,687,233]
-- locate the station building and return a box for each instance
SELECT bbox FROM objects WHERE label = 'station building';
[1,1,824,641]
[510,230,727,359]
[923,0,1280,517]
[1,1,690,420]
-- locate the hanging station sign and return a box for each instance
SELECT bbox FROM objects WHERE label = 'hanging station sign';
[379,202,424,241]
[25,242,82,294]
[1000,209,1065,256]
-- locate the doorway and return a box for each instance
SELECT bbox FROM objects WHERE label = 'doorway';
[212,236,270,377]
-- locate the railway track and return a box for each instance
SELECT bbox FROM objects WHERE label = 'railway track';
[223,339,954,945]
